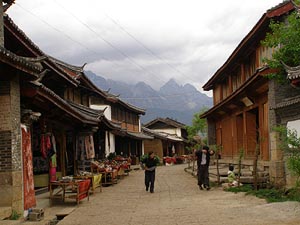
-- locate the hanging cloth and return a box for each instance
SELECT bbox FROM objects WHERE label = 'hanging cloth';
[40,135,47,159]
[78,136,85,160]
[40,134,54,159]
[172,145,175,155]
[46,135,55,159]
[22,125,36,209]
[85,135,95,159]
[51,134,57,153]
[50,154,57,168]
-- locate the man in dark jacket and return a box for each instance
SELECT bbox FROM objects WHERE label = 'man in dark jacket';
[195,145,214,190]
[140,151,157,193]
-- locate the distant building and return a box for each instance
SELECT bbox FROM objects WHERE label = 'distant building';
[142,117,188,159]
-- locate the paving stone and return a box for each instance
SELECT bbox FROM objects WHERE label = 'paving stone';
[5,164,299,225]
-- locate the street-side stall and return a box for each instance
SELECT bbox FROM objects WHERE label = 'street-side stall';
[73,130,104,191]
[89,155,132,185]
[114,130,154,165]
[0,1,149,216]
[49,178,91,205]
[21,81,103,205]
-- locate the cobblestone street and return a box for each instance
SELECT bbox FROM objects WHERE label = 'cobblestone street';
[54,164,300,225]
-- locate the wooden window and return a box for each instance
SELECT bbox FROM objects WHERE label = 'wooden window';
[117,108,121,121]
[237,72,242,87]
[232,74,237,92]
[231,67,241,92]
[111,106,118,121]
[121,110,125,122]
[258,45,276,67]
[81,95,89,106]
[64,88,74,101]
[222,78,229,99]
[74,89,81,104]
[244,52,256,80]
[64,88,69,100]
[213,84,222,105]
[128,112,132,124]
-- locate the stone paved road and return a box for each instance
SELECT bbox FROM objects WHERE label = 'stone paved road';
[56,164,300,225]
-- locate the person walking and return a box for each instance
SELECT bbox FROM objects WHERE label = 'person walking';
[195,145,214,190]
[140,151,158,193]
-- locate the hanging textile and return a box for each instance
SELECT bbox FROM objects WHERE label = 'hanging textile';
[85,135,95,159]
[50,153,57,167]
[49,154,57,182]
[51,134,57,153]
[172,145,175,155]
[21,125,36,210]
[40,134,47,158]
[40,134,54,159]
[78,136,85,160]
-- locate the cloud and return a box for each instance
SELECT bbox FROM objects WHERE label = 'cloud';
[8,0,281,95]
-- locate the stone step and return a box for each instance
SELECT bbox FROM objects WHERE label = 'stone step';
[56,207,75,220]
[210,174,269,184]
[0,206,11,220]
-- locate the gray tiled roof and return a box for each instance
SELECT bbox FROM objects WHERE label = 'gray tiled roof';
[142,127,184,142]
[0,46,43,73]
[271,96,300,109]
[283,63,300,80]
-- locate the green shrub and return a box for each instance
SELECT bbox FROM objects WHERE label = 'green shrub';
[225,185,300,203]
[248,188,287,203]
[226,184,252,193]
[9,210,21,220]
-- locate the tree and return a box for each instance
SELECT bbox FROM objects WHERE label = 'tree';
[185,107,208,170]
[261,9,300,83]
[185,107,208,144]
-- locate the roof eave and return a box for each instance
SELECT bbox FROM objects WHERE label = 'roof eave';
[202,1,294,91]
[200,67,269,119]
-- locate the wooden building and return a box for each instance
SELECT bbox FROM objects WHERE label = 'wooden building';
[200,1,298,186]
[1,9,108,215]
[142,117,188,159]
[0,1,151,217]
[47,56,152,164]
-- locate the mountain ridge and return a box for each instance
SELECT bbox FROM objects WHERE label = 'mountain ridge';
[85,71,212,125]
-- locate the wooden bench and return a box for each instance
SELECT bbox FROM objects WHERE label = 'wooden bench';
[69,179,90,204]
[49,179,91,205]
[90,162,117,186]
[74,174,102,193]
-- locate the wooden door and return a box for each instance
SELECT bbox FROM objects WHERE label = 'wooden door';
[246,109,258,158]
[236,114,244,155]
[221,117,233,157]
[261,103,269,160]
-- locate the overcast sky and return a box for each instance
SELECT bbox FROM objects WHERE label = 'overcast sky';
[8,0,282,96]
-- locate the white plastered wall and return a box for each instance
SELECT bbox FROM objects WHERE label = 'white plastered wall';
[105,131,115,156]
[90,104,112,120]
